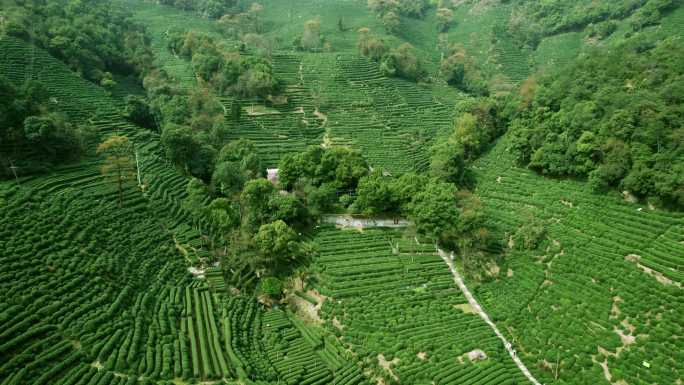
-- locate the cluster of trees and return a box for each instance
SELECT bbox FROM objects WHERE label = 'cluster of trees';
[430,98,509,187]
[629,0,678,30]
[278,146,370,210]
[379,43,428,82]
[296,18,326,52]
[585,20,619,41]
[2,0,153,84]
[367,0,431,34]
[180,140,315,285]
[168,30,279,98]
[440,44,488,95]
[277,145,498,275]
[357,28,389,61]
[218,3,265,38]
[136,30,282,186]
[508,0,678,48]
[509,37,684,208]
[136,67,226,180]
[357,32,489,88]
[0,77,93,178]
[357,32,427,83]
[436,6,455,33]
[353,170,496,267]
[158,0,238,19]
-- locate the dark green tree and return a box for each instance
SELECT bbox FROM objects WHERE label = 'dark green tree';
[253,220,304,269]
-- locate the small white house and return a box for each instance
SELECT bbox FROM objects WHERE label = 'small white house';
[267,168,279,185]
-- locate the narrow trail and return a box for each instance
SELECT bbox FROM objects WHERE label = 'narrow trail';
[321,214,411,229]
[437,248,543,385]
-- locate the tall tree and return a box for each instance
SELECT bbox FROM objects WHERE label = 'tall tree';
[97,135,136,208]
[253,220,303,270]
[301,18,322,51]
[406,180,460,246]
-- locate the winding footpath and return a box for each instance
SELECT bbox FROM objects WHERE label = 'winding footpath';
[437,249,543,385]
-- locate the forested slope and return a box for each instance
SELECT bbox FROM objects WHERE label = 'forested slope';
[0,0,683,385]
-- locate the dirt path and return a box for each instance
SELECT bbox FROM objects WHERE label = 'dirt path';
[321,215,411,229]
[437,248,542,385]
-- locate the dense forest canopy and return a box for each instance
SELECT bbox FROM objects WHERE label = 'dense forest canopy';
[159,0,237,18]
[508,0,679,47]
[168,30,279,97]
[1,0,153,83]
[0,77,93,177]
[510,36,684,207]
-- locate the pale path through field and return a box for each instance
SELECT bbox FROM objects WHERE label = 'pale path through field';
[438,248,543,385]
[321,214,412,229]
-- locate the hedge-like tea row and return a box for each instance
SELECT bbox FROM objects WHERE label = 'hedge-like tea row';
[0,184,193,384]
[310,227,529,385]
[470,135,684,385]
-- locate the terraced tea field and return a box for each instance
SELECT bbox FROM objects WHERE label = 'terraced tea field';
[0,35,203,248]
[470,137,684,385]
[121,0,462,174]
[1,1,683,384]
[0,30,369,385]
[0,192,351,384]
[310,228,531,385]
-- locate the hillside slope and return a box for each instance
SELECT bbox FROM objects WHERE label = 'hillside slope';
[470,135,684,384]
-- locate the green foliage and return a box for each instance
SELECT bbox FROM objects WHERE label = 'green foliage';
[183,177,211,221]
[3,0,152,83]
[304,183,338,215]
[161,124,216,180]
[218,139,263,179]
[124,95,156,129]
[212,161,246,197]
[268,193,308,227]
[508,0,676,48]
[380,43,427,82]
[510,37,684,207]
[440,45,488,95]
[368,0,430,22]
[353,171,395,215]
[240,178,277,231]
[206,139,264,204]
[169,30,279,98]
[585,20,618,40]
[254,220,305,268]
[0,77,85,178]
[208,197,240,233]
[259,277,283,298]
[278,146,369,191]
[366,0,431,35]
[630,0,679,30]
[382,11,401,34]
[357,30,389,61]
[218,3,264,37]
[429,139,468,186]
[159,0,238,19]
[429,98,507,186]
[512,213,548,251]
[406,180,460,244]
